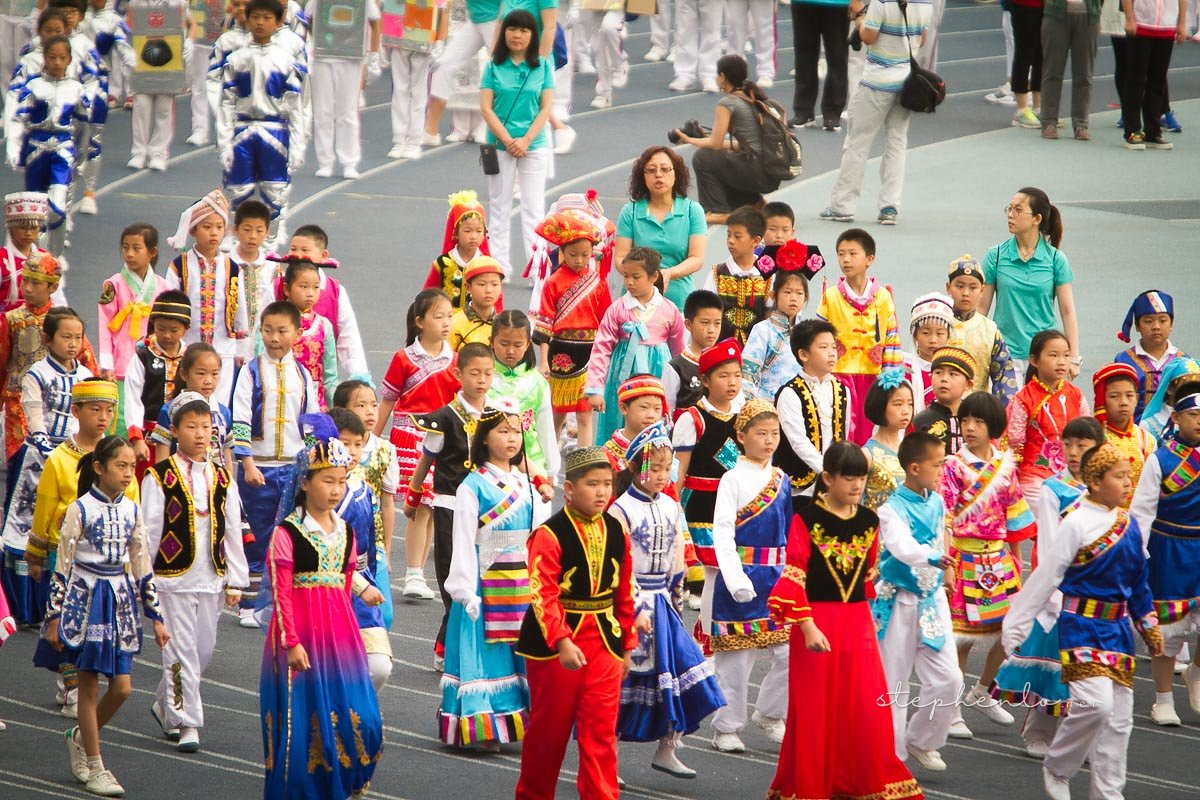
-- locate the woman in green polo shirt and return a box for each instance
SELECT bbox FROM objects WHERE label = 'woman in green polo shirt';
[979,186,1082,378]
[613,146,709,309]
[480,9,555,277]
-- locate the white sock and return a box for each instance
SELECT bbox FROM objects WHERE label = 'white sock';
[406,568,422,578]
[974,681,991,698]
[1156,691,1176,707]
[87,755,104,776]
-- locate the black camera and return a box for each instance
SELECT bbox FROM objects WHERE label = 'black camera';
[848,1,869,50]
[667,119,709,144]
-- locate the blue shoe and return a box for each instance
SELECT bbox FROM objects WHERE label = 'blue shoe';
[818,207,854,223]
[877,206,898,225]
[1162,111,1182,133]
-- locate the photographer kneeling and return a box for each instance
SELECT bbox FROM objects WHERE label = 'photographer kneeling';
[671,55,782,226]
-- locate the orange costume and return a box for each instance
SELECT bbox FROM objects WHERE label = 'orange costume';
[1093,363,1156,507]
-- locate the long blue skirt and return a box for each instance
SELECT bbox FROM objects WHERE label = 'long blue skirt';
[34,575,136,678]
[595,339,671,445]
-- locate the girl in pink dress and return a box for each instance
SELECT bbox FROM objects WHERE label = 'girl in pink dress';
[280,261,338,409]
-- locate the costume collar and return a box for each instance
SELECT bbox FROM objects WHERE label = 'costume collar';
[626,484,657,503]
[87,486,124,505]
[410,340,454,360]
[799,368,835,387]
[456,392,486,418]
[1134,341,1179,361]
[621,288,661,311]
[565,506,604,526]
[723,258,759,277]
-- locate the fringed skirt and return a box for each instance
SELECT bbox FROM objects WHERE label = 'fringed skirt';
[992,620,1070,716]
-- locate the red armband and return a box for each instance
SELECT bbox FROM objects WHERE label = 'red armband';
[404,485,424,509]
[531,475,551,494]
[127,426,144,442]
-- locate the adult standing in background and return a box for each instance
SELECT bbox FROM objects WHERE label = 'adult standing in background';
[1039,0,1101,140]
[790,0,852,131]
[425,0,502,144]
[1009,0,1046,129]
[614,146,708,309]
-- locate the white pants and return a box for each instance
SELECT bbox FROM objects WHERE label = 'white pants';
[586,11,625,98]
[650,0,673,52]
[430,20,498,101]
[1046,677,1133,800]
[711,643,789,733]
[724,0,777,81]
[918,0,946,71]
[190,43,213,138]
[1,16,31,123]
[156,590,223,729]
[132,93,176,160]
[878,592,962,760]
[1021,706,1061,747]
[673,0,722,84]
[1003,10,1015,81]
[311,59,365,170]
[389,49,432,146]
[487,147,549,276]
[829,86,911,215]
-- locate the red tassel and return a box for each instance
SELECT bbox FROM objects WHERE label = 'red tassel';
[1117,331,1130,343]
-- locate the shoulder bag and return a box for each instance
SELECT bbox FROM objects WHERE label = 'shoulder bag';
[481,65,534,176]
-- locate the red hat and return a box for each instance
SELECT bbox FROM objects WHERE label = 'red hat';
[1092,362,1139,422]
[616,375,668,417]
[442,190,490,256]
[699,338,742,375]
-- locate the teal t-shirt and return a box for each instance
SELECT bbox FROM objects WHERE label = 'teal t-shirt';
[497,0,558,31]
[481,57,555,150]
[616,196,707,309]
[467,0,502,24]
[982,236,1074,360]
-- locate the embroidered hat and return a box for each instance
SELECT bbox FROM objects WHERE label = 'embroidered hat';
[947,254,984,283]
[442,190,490,256]
[301,414,355,471]
[909,292,955,335]
[21,250,61,284]
[617,375,668,417]
[930,346,977,383]
[71,379,119,406]
[698,338,743,375]
[624,420,672,472]
[1174,381,1200,414]
[1143,357,1200,422]
[1081,441,1125,486]
[735,397,777,433]
[149,294,193,326]
[535,209,603,247]
[167,189,230,249]
[463,255,505,283]
[266,252,339,270]
[765,239,825,279]
[1117,290,1174,343]
[5,192,49,225]
[168,390,210,423]
[553,189,606,221]
[564,446,613,478]
[479,397,533,431]
[1091,363,1140,420]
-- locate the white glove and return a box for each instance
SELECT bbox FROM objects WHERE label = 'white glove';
[219,147,233,172]
[288,145,305,174]
[365,51,383,82]
[465,597,481,622]
[732,585,756,604]
[1001,629,1022,658]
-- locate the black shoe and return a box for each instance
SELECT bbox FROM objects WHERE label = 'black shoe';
[789,115,815,129]
[823,119,842,132]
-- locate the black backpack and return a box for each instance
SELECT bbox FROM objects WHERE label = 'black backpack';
[897,0,946,113]
[736,95,804,182]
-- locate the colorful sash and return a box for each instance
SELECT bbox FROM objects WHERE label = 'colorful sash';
[951,453,1008,522]
[555,266,599,323]
[736,545,786,566]
[481,549,530,643]
[736,469,785,525]
[1073,511,1128,565]
[1062,596,1127,620]
[1161,440,1200,496]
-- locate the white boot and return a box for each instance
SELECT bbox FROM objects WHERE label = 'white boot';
[651,734,696,778]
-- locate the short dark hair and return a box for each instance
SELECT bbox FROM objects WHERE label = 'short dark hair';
[762,201,794,225]
[36,7,67,31]
[44,306,83,338]
[629,146,690,201]
[623,247,663,277]
[898,432,943,469]
[791,318,837,356]
[492,309,535,369]
[1063,416,1105,444]
[836,227,876,258]
[329,406,366,437]
[261,300,301,329]
[959,392,1007,439]
[822,441,869,478]
[245,0,284,19]
[726,206,766,239]
[492,9,541,66]
[41,34,71,58]
[291,224,328,250]
[121,223,159,267]
[457,341,493,368]
[864,377,913,427]
[683,289,723,320]
[332,379,374,409]
[48,0,84,13]
[283,259,320,287]
[234,199,272,227]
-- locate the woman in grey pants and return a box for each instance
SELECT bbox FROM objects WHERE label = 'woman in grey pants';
[1039,0,1101,140]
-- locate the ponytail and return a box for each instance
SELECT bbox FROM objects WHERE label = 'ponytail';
[1018,186,1064,249]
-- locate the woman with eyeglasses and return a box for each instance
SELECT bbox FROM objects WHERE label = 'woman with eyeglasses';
[613,146,708,309]
[978,187,1081,379]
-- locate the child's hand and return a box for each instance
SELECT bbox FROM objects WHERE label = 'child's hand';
[537,482,554,503]
[153,620,170,648]
[243,462,266,487]
[800,620,831,653]
[288,644,311,672]
[133,438,150,463]
[360,586,384,607]
[556,637,587,670]
[634,610,652,634]
[943,569,957,594]
[540,366,552,381]
[936,555,956,571]
[588,395,604,413]
[224,589,242,608]
[622,650,633,678]
[401,500,418,520]
[44,618,62,651]
[28,562,41,582]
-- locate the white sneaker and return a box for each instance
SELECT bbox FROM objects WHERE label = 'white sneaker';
[1042,766,1071,800]
[712,731,745,752]
[126,155,145,170]
[62,702,78,718]
[1151,701,1182,726]
[947,715,973,739]
[421,132,443,147]
[553,126,577,155]
[185,132,209,146]
[86,769,125,797]
[150,700,181,741]
[751,710,785,744]
[668,77,694,92]
[445,130,469,143]
[906,745,947,772]
[342,166,361,179]
[177,727,200,753]
[387,144,406,159]
[590,94,612,109]
[238,608,259,629]
[612,63,629,89]
[756,77,774,89]
[146,157,167,172]
[403,573,435,600]
[433,653,445,672]
[644,45,668,62]
[966,685,1014,725]
[666,48,676,63]
[315,166,334,178]
[1025,739,1049,759]
[66,727,89,783]
[985,84,1018,107]
[401,144,423,160]
[687,592,701,611]
[701,79,720,93]
[78,195,98,215]
[1184,664,1200,714]
[577,56,596,75]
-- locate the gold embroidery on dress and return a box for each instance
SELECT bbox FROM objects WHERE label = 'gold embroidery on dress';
[810,521,876,602]
[351,709,371,766]
[308,712,332,773]
[331,711,351,768]
[530,553,550,636]
[171,661,184,710]
[264,712,274,771]
[579,517,605,591]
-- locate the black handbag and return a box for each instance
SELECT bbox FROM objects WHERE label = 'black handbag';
[481,67,533,176]
[897,0,946,113]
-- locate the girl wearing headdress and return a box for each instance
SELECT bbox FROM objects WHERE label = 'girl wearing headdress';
[426,190,494,311]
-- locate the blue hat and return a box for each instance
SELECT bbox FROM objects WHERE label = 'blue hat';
[624,420,672,466]
[1118,290,1174,343]
[1142,357,1200,422]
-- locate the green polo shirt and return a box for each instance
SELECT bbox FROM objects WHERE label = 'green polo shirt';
[481,57,555,150]
[497,0,558,31]
[616,196,707,308]
[982,236,1074,360]
[467,0,502,25]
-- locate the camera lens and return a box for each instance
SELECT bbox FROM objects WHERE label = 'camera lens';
[667,129,681,144]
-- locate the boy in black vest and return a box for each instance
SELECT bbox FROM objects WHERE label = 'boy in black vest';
[125,291,191,478]
[665,289,724,418]
[143,392,248,754]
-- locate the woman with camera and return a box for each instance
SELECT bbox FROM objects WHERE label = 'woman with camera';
[670,55,783,227]
[479,9,555,277]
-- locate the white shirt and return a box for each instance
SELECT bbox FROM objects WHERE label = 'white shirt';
[671,394,746,450]
[163,249,251,360]
[1134,341,1181,373]
[663,348,700,414]
[711,457,776,601]
[776,368,837,496]
[319,270,371,381]
[232,351,320,463]
[1129,454,1163,552]
[422,392,486,508]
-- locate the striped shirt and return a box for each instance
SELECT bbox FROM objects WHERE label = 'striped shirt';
[861,0,932,93]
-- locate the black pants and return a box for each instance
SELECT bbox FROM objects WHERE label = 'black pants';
[791,2,850,123]
[433,506,454,648]
[1113,35,1172,113]
[1010,4,1044,93]
[1121,35,1174,138]
[692,148,780,214]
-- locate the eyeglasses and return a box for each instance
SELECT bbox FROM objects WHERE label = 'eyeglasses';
[1004,204,1031,216]
[644,167,674,176]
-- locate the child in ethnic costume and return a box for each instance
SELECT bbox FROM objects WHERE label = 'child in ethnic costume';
[605,374,671,473]
[912,347,976,456]
[1140,357,1200,445]
[40,436,167,797]
[330,409,393,693]
[586,247,685,445]
[939,392,1037,739]
[260,415,384,800]
[1004,443,1163,800]
[945,255,1018,406]
[2,308,91,625]
[488,310,559,479]
[611,421,724,777]
[742,259,809,401]
[767,442,921,800]
[278,260,337,408]
[1093,362,1155,506]
[665,290,722,417]
[143,393,248,753]
[863,370,915,511]
[150,343,233,470]
[1130,380,1200,728]
[525,191,612,325]
[874,432,962,773]
[123,292,190,476]
[0,192,50,314]
[993,416,1103,758]
[426,190,491,311]
[707,399,791,752]
[702,206,768,346]
[514,447,637,799]
[1113,289,1188,422]
[449,256,503,352]
[441,400,550,750]
[904,293,954,412]
[531,209,609,448]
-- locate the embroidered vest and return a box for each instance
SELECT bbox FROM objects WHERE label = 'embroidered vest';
[686,405,740,481]
[1153,441,1200,540]
[798,502,879,604]
[169,252,242,339]
[134,341,173,425]
[713,264,770,346]
[773,375,848,492]
[280,515,352,582]
[247,356,310,442]
[668,354,702,413]
[432,253,465,309]
[148,458,232,577]
[412,399,477,497]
